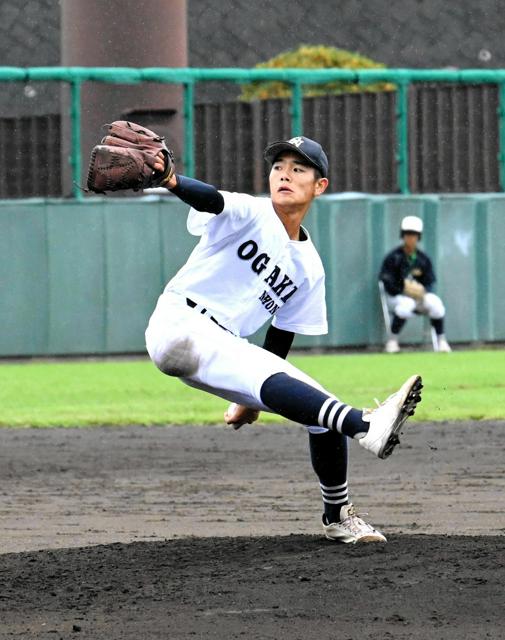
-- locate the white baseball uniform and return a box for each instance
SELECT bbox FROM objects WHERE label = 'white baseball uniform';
[386,292,445,320]
[145,190,329,411]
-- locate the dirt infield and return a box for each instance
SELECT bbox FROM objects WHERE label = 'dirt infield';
[1,534,503,639]
[1,421,504,638]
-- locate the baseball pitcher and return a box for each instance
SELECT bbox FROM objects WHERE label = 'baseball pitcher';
[87,126,423,543]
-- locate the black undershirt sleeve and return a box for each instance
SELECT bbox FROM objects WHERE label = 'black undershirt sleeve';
[262,325,295,360]
[169,174,225,214]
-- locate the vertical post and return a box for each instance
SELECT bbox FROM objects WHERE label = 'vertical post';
[70,79,83,199]
[474,200,491,340]
[395,80,410,194]
[498,82,505,191]
[183,81,195,177]
[290,81,303,137]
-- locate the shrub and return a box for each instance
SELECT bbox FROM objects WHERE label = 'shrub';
[240,44,395,100]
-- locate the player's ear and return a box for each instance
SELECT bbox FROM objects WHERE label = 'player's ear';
[314,177,329,196]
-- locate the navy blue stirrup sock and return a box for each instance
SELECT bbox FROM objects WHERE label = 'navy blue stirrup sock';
[391,314,406,335]
[260,372,369,438]
[431,317,444,335]
[309,430,349,523]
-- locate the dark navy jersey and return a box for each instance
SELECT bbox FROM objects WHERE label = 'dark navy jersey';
[379,246,436,296]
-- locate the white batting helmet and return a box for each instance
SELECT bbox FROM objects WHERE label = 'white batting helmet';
[400,216,423,234]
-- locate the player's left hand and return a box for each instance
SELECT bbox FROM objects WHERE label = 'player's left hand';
[154,151,177,188]
[224,403,260,430]
[154,151,165,173]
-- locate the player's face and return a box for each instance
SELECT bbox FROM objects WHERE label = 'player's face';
[269,153,328,209]
[403,232,420,252]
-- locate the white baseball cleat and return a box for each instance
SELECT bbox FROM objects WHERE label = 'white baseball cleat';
[323,504,387,543]
[359,374,423,459]
[385,338,400,353]
[437,336,452,352]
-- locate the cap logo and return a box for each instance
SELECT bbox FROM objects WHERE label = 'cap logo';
[288,136,304,147]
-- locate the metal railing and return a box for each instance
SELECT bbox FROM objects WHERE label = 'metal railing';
[2,67,505,197]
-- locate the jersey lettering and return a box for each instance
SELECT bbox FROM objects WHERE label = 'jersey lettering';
[251,253,270,274]
[271,274,294,297]
[264,265,280,287]
[237,239,299,305]
[237,240,258,260]
[279,285,298,303]
[258,290,280,315]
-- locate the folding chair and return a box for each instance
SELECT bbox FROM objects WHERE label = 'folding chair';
[378,281,438,351]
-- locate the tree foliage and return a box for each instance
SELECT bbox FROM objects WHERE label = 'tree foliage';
[240,45,395,100]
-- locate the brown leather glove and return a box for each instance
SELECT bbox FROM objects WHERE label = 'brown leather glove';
[86,120,174,193]
[403,278,426,301]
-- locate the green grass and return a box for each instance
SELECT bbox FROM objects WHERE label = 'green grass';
[0,350,503,427]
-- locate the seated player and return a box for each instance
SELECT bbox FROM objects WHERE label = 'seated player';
[379,215,451,353]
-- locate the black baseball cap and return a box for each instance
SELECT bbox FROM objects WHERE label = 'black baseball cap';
[264,136,329,178]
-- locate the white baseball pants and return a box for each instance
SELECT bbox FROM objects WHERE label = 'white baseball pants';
[145,292,329,430]
[386,292,445,320]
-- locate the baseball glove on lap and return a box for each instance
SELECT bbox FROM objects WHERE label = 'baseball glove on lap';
[403,278,426,301]
[87,120,174,193]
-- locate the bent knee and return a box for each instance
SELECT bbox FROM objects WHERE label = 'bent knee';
[394,299,417,319]
[146,333,200,378]
[424,293,445,319]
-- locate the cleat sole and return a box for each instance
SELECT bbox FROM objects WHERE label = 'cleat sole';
[380,375,423,459]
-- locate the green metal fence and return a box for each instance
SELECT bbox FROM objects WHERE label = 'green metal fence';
[3,67,505,196]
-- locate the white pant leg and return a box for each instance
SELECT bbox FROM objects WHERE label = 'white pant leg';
[422,292,445,319]
[386,294,417,319]
[145,292,330,413]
